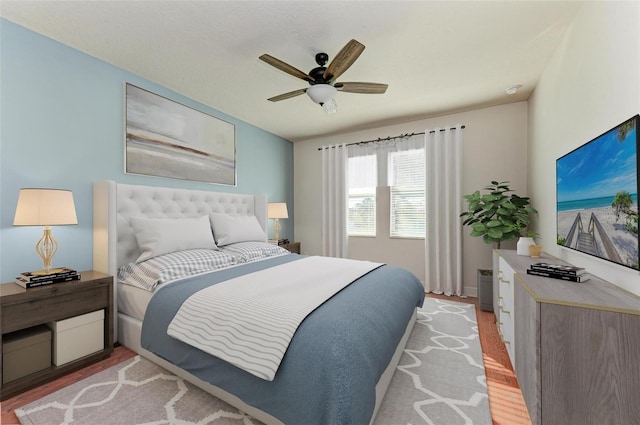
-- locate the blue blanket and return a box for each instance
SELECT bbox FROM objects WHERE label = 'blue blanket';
[142,255,424,424]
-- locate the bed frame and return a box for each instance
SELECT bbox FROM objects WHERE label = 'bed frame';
[93,180,415,425]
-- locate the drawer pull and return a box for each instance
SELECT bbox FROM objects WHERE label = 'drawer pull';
[498,331,511,346]
[500,306,511,315]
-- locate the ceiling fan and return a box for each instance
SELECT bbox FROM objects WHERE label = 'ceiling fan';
[259,39,388,114]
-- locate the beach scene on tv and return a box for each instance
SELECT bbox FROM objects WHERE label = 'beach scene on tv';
[557,117,638,270]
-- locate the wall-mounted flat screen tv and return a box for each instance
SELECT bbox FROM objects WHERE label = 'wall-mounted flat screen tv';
[557,115,639,270]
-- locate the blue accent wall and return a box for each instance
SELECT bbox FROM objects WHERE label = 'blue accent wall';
[0,19,294,282]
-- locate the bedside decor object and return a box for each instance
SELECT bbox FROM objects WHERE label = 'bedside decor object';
[268,202,288,241]
[15,267,79,288]
[13,188,78,272]
[47,309,105,366]
[2,325,52,384]
[125,83,236,185]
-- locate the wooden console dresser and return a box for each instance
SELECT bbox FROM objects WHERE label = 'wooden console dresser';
[493,250,640,425]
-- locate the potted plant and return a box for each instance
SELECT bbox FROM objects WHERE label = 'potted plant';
[528,241,543,258]
[460,180,538,249]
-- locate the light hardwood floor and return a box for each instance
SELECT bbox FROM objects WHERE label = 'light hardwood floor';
[1,295,531,425]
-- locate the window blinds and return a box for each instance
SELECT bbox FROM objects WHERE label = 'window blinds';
[389,148,425,238]
[347,155,376,236]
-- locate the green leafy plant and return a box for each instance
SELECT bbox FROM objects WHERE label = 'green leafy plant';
[460,181,538,248]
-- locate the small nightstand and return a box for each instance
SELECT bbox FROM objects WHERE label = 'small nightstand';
[0,270,113,400]
[281,241,301,254]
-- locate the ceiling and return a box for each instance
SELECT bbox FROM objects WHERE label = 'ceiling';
[1,1,584,142]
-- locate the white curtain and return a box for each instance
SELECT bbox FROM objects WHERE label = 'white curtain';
[424,125,464,295]
[321,144,348,257]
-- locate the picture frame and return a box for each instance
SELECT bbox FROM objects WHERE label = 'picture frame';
[125,83,236,186]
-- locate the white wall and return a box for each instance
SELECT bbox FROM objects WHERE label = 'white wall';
[294,102,528,296]
[529,1,640,295]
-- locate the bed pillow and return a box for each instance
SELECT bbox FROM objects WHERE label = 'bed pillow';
[118,249,237,291]
[130,215,217,263]
[209,213,267,246]
[220,241,290,263]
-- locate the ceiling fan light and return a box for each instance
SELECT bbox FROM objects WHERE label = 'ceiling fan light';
[306,84,337,104]
[321,98,337,114]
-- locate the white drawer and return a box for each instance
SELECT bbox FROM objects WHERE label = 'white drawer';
[497,257,516,366]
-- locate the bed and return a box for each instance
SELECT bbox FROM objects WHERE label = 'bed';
[93,180,425,425]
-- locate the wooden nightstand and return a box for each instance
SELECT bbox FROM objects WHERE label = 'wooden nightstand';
[281,241,301,254]
[0,270,113,400]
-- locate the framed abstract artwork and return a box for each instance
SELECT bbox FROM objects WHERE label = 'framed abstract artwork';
[125,83,236,185]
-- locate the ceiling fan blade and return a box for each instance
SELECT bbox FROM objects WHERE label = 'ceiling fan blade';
[267,89,307,102]
[323,39,365,82]
[259,54,314,82]
[335,82,388,94]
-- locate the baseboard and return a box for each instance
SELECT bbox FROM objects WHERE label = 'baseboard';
[465,287,478,297]
[423,288,479,298]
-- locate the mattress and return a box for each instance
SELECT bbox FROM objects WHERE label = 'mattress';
[117,283,153,321]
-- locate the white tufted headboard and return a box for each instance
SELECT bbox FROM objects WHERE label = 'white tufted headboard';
[93,180,267,341]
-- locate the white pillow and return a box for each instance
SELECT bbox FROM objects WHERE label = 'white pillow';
[130,215,217,263]
[209,213,267,246]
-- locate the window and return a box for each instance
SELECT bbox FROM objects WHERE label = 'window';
[389,148,425,238]
[348,155,376,236]
[346,138,426,239]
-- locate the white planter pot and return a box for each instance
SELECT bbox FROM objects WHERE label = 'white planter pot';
[517,237,535,256]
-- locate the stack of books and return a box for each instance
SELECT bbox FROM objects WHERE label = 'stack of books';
[15,267,80,288]
[268,239,290,246]
[526,262,590,282]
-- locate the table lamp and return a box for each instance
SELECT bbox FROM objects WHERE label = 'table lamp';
[267,202,288,240]
[13,188,78,272]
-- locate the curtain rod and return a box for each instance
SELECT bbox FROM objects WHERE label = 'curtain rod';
[317,125,465,150]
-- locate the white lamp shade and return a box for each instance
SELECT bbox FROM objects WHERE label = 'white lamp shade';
[268,202,289,219]
[14,188,78,226]
[306,84,337,104]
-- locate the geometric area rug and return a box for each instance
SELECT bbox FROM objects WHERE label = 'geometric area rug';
[375,298,491,424]
[15,298,491,425]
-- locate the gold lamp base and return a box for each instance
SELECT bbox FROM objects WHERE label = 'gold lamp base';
[35,226,59,272]
[274,218,282,240]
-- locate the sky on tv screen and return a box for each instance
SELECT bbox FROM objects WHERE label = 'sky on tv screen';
[557,121,637,208]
